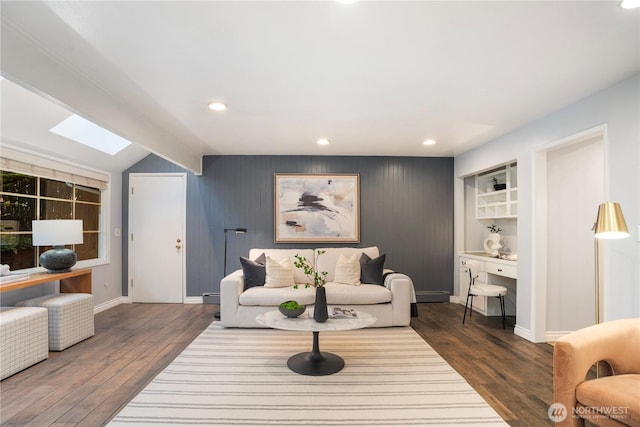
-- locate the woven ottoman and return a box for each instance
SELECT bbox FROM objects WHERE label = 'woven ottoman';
[17,293,94,351]
[0,306,49,380]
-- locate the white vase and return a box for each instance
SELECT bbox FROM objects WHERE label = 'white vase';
[483,233,502,256]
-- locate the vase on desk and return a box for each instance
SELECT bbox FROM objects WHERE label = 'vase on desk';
[483,233,502,257]
[313,287,328,323]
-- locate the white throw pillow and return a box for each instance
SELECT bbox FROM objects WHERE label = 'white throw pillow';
[264,256,295,288]
[333,253,361,286]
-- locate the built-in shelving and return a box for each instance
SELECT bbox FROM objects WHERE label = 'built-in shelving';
[475,163,517,219]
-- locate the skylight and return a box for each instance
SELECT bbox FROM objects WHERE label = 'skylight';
[50,114,132,155]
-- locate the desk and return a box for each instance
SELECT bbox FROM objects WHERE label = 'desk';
[459,253,516,317]
[0,269,92,294]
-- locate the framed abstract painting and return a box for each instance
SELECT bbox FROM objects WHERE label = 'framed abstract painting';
[274,174,360,243]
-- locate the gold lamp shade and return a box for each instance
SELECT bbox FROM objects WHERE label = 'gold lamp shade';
[594,202,629,239]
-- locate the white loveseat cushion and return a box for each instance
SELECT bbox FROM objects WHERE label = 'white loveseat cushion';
[239,282,392,306]
[324,282,392,305]
[240,285,316,306]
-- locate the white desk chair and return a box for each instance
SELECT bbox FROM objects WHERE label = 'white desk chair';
[462,260,507,329]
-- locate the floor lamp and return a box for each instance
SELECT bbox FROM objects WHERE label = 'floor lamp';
[215,227,248,320]
[593,201,629,324]
[223,228,248,277]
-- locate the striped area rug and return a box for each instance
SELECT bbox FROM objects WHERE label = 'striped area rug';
[109,323,507,426]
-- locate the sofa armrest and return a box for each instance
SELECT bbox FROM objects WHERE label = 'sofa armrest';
[553,318,640,426]
[383,272,412,326]
[384,270,417,302]
[220,269,244,325]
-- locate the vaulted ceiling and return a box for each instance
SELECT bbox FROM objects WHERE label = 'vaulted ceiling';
[1,1,638,173]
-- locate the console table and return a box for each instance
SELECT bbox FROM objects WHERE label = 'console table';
[0,269,92,294]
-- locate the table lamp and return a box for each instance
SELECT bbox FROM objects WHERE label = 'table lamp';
[32,220,84,273]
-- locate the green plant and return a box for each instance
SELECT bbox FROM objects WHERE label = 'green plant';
[279,300,304,310]
[293,249,328,288]
[0,235,33,254]
[487,224,502,233]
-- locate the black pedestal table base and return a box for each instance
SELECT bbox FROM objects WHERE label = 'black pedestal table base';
[255,310,376,376]
[286,331,344,376]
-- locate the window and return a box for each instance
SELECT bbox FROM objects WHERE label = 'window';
[1,171,102,270]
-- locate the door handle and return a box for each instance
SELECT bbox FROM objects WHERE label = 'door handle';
[176,238,182,250]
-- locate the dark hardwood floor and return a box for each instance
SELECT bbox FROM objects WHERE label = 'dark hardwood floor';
[0,302,554,426]
[411,303,554,427]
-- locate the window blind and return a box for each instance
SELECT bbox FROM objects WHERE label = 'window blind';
[0,145,109,189]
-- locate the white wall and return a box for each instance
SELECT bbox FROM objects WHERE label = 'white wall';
[90,172,125,311]
[454,74,639,342]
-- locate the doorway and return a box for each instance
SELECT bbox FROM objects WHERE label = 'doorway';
[534,126,606,340]
[128,173,186,303]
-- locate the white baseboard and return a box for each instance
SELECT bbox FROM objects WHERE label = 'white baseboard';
[514,325,536,342]
[94,296,129,314]
[95,296,204,310]
[545,330,572,342]
[449,296,465,304]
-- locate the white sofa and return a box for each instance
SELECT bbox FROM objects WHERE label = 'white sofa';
[220,246,413,328]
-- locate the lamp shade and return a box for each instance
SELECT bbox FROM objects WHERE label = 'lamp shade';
[594,202,629,239]
[32,220,83,246]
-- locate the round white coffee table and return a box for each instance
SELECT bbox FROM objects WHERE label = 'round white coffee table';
[256,310,376,376]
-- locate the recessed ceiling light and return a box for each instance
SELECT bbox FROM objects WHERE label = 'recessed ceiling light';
[621,0,640,9]
[317,138,331,146]
[50,114,132,155]
[423,139,437,146]
[208,101,227,111]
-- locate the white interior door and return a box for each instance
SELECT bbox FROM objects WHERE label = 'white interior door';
[129,173,185,303]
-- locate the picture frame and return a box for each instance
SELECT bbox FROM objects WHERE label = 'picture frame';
[274,173,360,243]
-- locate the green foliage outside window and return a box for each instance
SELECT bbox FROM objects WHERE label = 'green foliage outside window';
[0,171,102,271]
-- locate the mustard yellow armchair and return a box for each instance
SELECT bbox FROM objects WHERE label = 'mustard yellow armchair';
[553,318,640,426]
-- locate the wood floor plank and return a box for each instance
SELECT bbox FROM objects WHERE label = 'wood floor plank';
[0,302,554,426]
[412,302,554,426]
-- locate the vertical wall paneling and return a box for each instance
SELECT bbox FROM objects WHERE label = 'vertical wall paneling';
[123,154,454,302]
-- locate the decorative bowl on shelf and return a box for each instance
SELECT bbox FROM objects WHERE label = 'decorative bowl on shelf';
[493,183,507,191]
[278,301,306,318]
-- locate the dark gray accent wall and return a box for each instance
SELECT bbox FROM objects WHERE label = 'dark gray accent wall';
[123,154,454,302]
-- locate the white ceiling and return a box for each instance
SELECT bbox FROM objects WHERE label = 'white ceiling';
[1,1,639,173]
[0,78,151,173]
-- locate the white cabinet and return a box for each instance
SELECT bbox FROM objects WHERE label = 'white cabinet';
[459,254,517,317]
[475,163,517,219]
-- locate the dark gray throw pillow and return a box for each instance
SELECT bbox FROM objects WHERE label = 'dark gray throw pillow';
[360,253,386,285]
[239,252,266,289]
